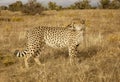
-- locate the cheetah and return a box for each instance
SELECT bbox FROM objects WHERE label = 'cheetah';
[14,20,86,68]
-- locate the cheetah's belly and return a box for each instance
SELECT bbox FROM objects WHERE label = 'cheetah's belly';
[44,28,69,48]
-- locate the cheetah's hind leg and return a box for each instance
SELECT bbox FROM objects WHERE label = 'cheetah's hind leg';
[34,56,42,66]
[24,55,31,69]
[33,50,45,66]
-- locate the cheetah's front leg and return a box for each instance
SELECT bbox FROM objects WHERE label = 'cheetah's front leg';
[68,45,78,64]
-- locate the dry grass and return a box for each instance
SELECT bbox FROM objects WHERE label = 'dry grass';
[0,9,120,82]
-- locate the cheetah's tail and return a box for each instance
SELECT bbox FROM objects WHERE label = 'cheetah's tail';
[14,50,27,57]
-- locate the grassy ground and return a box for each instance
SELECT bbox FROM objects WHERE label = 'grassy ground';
[0,10,120,82]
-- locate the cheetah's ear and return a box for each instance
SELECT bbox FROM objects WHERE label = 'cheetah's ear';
[67,22,75,30]
[80,19,85,24]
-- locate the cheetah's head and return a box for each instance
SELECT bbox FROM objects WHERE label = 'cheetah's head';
[67,20,86,31]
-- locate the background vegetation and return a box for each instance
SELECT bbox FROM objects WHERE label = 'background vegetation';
[0,0,120,15]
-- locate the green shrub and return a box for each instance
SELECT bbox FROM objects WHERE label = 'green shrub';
[0,6,8,10]
[22,2,44,15]
[48,1,62,11]
[9,1,23,11]
[69,0,91,9]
